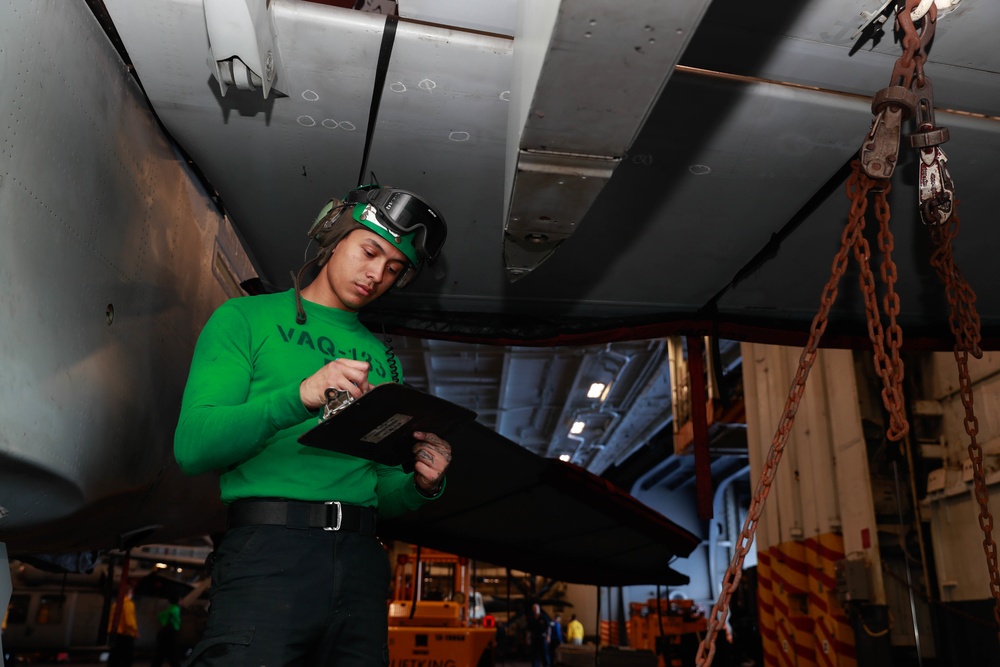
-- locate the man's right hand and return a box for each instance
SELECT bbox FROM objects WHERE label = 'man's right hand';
[299,358,373,410]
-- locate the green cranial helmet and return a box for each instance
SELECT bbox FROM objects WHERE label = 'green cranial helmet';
[307,184,447,288]
[295,185,447,325]
[352,200,421,267]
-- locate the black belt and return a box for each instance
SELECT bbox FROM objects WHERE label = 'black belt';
[227,499,377,534]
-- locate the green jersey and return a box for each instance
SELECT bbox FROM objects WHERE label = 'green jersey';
[158,603,181,631]
[174,290,431,516]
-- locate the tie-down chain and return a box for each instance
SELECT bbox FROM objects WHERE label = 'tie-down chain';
[696,2,999,663]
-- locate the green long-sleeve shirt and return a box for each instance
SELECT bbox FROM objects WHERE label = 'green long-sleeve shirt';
[158,603,181,631]
[174,290,432,516]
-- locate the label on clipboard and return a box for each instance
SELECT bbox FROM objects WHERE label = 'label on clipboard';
[361,413,413,443]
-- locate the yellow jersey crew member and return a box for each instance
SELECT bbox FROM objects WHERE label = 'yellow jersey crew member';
[107,588,139,667]
[567,614,585,645]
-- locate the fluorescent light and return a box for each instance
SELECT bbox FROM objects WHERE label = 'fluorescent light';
[587,382,606,398]
[559,454,571,462]
[570,421,585,434]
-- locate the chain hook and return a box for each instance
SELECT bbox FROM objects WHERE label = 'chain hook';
[917,146,955,225]
[860,86,917,179]
[903,76,955,226]
[909,0,935,21]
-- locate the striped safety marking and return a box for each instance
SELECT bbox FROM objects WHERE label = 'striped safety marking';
[757,533,857,666]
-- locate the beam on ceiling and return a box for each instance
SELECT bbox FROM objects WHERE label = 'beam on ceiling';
[501,0,714,280]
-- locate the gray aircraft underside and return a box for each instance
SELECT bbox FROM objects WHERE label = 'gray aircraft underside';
[99,0,1000,343]
[2,3,1000,653]
[0,2,257,555]
[1,0,702,580]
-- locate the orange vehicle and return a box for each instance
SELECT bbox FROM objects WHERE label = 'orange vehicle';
[387,547,495,667]
[625,596,708,667]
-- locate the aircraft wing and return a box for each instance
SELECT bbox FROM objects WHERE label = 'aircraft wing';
[379,422,700,586]
[97,0,1000,347]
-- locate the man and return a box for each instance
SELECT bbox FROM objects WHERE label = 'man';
[548,613,563,662]
[527,602,552,667]
[175,185,452,666]
[151,592,181,667]
[106,588,139,667]
[566,614,584,645]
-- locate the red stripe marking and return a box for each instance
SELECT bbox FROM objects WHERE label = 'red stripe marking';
[793,643,817,662]
[815,635,836,667]
[776,622,799,667]
[804,536,846,562]
[790,617,815,632]
[762,646,781,666]
[780,557,810,576]
[815,616,857,659]
[810,568,838,591]
[772,568,809,596]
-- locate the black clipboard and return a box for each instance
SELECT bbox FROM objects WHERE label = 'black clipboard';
[298,383,477,468]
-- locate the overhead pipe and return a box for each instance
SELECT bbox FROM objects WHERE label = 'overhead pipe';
[603,340,668,411]
[708,465,751,598]
[688,336,713,520]
[893,460,924,667]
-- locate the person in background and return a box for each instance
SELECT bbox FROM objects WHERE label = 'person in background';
[107,587,139,667]
[528,602,552,667]
[151,591,182,667]
[566,614,585,645]
[549,612,564,662]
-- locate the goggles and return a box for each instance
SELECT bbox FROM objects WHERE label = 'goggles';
[345,186,447,272]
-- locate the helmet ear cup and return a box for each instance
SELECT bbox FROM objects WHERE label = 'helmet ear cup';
[308,198,346,247]
[309,199,362,266]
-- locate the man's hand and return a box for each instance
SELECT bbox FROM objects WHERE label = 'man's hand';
[413,431,451,495]
[299,358,373,410]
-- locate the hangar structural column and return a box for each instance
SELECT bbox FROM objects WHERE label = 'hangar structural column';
[742,344,888,666]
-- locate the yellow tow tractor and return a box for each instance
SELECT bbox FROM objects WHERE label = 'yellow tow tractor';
[387,547,496,667]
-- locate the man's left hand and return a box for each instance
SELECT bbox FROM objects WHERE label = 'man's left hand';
[413,431,451,495]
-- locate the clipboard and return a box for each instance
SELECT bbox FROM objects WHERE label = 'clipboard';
[297,383,477,468]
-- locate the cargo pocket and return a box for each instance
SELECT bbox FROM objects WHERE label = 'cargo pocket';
[183,627,254,666]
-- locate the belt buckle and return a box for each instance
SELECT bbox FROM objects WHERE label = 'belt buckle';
[324,501,342,531]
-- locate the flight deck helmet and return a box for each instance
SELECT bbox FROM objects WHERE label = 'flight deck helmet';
[293,184,447,324]
[308,184,447,289]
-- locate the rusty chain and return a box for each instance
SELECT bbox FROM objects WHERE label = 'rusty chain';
[927,212,1000,639]
[695,163,904,665]
[697,3,1000,661]
[908,0,999,635]
[891,0,935,91]
[853,178,909,440]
